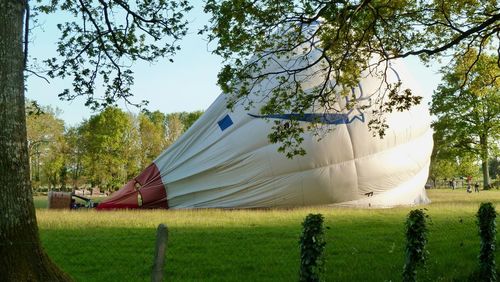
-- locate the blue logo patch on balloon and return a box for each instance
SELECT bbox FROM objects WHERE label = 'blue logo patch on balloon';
[218,114,234,131]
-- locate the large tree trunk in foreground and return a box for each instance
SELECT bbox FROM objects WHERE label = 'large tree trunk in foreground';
[0,0,70,280]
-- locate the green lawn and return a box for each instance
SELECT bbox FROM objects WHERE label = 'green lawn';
[36,189,500,281]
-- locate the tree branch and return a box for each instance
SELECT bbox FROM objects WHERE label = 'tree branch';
[396,13,500,58]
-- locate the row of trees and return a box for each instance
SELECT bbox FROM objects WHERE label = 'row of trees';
[26,103,202,192]
[428,155,499,188]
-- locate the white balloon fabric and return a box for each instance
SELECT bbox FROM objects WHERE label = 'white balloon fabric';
[98,43,433,210]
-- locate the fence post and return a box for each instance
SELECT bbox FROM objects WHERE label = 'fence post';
[152,224,168,282]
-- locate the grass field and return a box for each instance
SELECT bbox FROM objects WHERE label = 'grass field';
[36,189,500,281]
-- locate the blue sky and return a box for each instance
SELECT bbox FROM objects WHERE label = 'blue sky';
[25,4,442,126]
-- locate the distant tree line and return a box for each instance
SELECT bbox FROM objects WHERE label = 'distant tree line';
[26,102,203,192]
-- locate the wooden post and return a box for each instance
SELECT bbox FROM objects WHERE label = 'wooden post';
[152,224,168,282]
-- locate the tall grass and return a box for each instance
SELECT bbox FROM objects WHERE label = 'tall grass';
[36,189,500,281]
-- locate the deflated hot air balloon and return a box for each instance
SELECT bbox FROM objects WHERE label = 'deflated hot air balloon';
[97,28,433,210]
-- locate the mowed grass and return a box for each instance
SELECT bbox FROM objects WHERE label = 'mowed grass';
[36,189,500,281]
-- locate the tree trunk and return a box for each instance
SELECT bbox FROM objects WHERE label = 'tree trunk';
[480,135,491,189]
[0,0,71,280]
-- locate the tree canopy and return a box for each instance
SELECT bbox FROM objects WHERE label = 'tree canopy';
[30,0,192,109]
[25,105,203,191]
[431,52,499,188]
[26,102,65,189]
[203,0,499,157]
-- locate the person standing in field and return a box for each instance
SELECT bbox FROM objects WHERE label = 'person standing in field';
[474,182,480,193]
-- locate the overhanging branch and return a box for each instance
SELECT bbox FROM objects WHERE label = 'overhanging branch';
[396,13,500,58]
